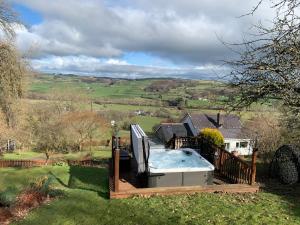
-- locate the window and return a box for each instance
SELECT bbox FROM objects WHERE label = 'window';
[225,143,230,150]
[240,142,248,148]
[236,141,248,148]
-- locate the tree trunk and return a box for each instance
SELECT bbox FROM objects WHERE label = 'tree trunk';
[45,151,50,165]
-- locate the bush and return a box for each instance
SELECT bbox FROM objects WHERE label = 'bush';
[278,161,299,184]
[0,187,18,207]
[29,176,63,198]
[53,161,68,167]
[270,145,300,184]
[153,108,171,118]
[199,128,224,147]
[121,120,132,130]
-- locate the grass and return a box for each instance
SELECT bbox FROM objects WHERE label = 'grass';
[28,74,224,105]
[63,150,112,160]
[2,151,44,160]
[0,166,298,225]
[1,150,112,161]
[133,116,164,133]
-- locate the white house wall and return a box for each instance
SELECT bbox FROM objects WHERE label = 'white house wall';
[224,138,253,156]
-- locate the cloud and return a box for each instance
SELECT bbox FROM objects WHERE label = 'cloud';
[105,58,128,65]
[31,55,229,80]
[8,0,275,78]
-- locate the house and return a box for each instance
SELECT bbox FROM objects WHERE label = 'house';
[181,113,253,155]
[155,123,193,143]
[134,110,145,116]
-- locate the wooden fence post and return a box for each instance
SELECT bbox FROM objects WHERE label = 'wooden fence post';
[114,148,120,192]
[112,136,116,160]
[172,134,177,149]
[118,137,121,149]
[218,147,224,171]
[250,148,258,185]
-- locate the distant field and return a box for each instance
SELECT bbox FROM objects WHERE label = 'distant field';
[26,74,227,136]
[28,74,224,105]
[133,116,164,133]
[25,74,278,138]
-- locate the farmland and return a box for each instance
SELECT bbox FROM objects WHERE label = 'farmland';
[24,73,278,139]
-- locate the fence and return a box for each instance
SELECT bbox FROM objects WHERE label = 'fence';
[0,160,47,168]
[0,159,108,168]
[216,147,258,185]
[67,159,108,167]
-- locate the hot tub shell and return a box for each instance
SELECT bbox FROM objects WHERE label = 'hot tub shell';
[148,170,214,187]
[148,148,214,188]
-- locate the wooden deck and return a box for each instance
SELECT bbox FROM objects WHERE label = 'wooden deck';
[110,180,260,199]
[109,171,260,199]
[109,136,260,199]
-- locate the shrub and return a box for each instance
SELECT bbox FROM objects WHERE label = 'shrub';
[270,145,300,184]
[29,176,63,198]
[278,161,299,184]
[0,187,18,207]
[53,161,68,167]
[153,108,171,118]
[121,120,132,130]
[199,128,224,147]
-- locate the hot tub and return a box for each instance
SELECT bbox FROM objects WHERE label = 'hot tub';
[148,148,214,187]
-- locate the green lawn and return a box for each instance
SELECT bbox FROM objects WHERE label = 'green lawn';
[133,116,164,133]
[0,166,298,225]
[2,151,45,160]
[1,150,111,161]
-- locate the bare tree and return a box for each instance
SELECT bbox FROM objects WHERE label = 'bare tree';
[0,0,18,38]
[227,0,300,141]
[228,1,300,109]
[243,113,284,162]
[0,1,25,128]
[0,42,26,127]
[28,100,108,162]
[60,111,108,152]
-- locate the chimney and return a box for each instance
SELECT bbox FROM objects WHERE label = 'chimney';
[217,112,223,127]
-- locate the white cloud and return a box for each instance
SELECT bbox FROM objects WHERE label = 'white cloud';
[105,58,128,65]
[31,55,228,80]
[8,0,275,78]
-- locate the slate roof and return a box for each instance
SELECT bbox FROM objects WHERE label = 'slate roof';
[155,123,193,143]
[187,113,243,139]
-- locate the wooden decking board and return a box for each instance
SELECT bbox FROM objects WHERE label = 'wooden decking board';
[110,183,260,199]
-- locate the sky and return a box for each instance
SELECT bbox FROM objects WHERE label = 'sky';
[6,0,274,80]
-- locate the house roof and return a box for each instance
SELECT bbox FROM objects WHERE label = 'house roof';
[186,113,243,139]
[155,123,193,143]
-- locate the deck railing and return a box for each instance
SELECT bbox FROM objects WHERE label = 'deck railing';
[168,136,258,185]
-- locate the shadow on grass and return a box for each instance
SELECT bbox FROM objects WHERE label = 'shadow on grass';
[256,161,300,219]
[50,166,109,199]
[13,191,181,225]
